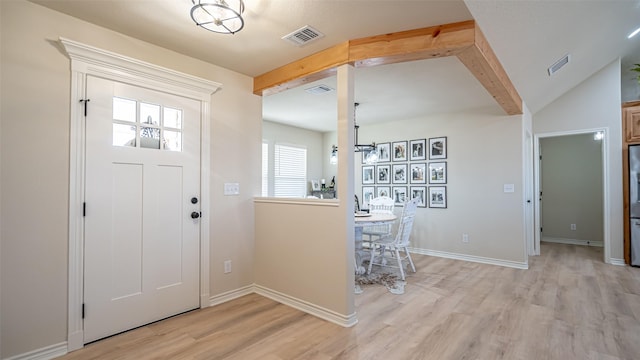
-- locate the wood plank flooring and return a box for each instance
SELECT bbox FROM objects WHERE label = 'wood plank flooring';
[57,243,640,360]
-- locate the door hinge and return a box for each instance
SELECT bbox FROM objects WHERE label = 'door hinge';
[83,202,86,217]
[82,303,85,319]
[79,99,91,117]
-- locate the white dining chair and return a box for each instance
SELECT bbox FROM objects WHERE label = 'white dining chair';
[367,197,419,280]
[362,196,395,243]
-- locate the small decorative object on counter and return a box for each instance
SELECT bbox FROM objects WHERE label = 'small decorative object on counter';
[330,176,335,189]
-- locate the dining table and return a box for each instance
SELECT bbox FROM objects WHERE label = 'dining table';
[354,212,397,275]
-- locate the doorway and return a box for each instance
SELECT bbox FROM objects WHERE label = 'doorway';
[533,129,609,261]
[62,38,221,351]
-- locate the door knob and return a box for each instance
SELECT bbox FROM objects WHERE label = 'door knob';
[191,211,200,219]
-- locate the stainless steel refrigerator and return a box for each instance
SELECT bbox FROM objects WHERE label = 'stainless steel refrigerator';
[629,145,640,266]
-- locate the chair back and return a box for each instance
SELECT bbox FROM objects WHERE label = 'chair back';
[394,197,420,247]
[368,196,394,214]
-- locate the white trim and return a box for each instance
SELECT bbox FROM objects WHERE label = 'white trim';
[609,258,627,266]
[60,38,221,351]
[409,248,529,270]
[254,197,340,206]
[254,285,358,328]
[533,128,611,263]
[209,285,254,306]
[4,342,67,360]
[542,237,604,247]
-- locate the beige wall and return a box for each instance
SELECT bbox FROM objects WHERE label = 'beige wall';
[351,108,527,264]
[0,1,261,357]
[540,134,604,242]
[262,120,324,195]
[534,59,623,260]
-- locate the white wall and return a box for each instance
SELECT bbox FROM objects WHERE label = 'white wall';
[534,59,623,261]
[352,107,527,265]
[0,1,262,358]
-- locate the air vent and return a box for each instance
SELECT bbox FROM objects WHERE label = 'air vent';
[548,54,570,76]
[282,25,325,47]
[305,84,334,94]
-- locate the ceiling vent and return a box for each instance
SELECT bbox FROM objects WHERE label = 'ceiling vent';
[305,84,334,94]
[548,54,570,76]
[282,25,325,47]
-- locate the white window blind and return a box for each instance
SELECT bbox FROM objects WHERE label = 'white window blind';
[274,144,307,197]
[261,142,268,196]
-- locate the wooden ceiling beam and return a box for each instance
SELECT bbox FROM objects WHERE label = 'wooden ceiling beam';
[456,23,522,115]
[253,20,523,115]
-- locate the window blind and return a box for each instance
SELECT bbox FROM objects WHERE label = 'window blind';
[274,144,307,197]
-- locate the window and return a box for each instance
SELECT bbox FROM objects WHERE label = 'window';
[112,97,183,151]
[274,144,307,197]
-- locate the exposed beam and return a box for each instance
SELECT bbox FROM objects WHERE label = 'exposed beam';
[349,20,475,67]
[253,20,523,115]
[456,23,523,115]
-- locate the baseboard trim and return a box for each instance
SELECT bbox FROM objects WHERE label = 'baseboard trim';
[409,247,529,270]
[609,258,626,266]
[542,237,604,247]
[254,284,358,328]
[4,342,67,360]
[208,284,254,307]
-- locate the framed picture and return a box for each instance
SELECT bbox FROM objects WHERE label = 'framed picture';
[362,165,375,184]
[392,141,408,162]
[410,163,427,184]
[311,179,320,191]
[362,186,375,209]
[377,186,391,198]
[410,139,426,161]
[392,186,408,206]
[376,164,390,184]
[377,142,391,162]
[429,136,447,160]
[428,186,447,208]
[410,186,427,208]
[428,162,447,184]
[392,163,408,184]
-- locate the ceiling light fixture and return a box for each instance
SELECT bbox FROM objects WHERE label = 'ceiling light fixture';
[190,0,245,35]
[330,103,378,165]
[628,26,640,39]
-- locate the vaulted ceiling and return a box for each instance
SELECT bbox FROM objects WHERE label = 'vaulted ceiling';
[29,0,640,131]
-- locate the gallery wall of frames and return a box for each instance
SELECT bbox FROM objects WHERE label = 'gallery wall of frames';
[361,136,448,209]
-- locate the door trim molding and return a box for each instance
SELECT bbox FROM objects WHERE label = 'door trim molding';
[533,128,610,263]
[60,38,222,352]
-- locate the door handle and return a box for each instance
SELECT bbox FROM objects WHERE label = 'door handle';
[191,211,200,219]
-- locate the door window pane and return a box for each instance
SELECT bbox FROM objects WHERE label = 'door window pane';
[140,127,160,149]
[113,123,136,147]
[140,103,160,127]
[163,130,182,152]
[164,107,182,129]
[113,97,136,122]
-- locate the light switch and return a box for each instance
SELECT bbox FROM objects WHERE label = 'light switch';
[224,183,240,195]
[503,184,515,193]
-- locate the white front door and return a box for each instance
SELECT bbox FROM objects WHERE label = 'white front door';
[83,75,201,343]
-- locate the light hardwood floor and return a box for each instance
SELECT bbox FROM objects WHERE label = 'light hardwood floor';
[58,243,640,359]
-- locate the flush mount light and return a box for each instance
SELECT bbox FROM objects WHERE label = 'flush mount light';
[628,26,640,39]
[191,0,245,35]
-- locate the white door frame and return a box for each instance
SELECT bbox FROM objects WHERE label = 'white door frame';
[533,128,610,263]
[60,38,222,351]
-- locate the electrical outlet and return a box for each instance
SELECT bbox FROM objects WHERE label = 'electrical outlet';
[224,260,232,273]
[570,224,576,231]
[462,233,469,243]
